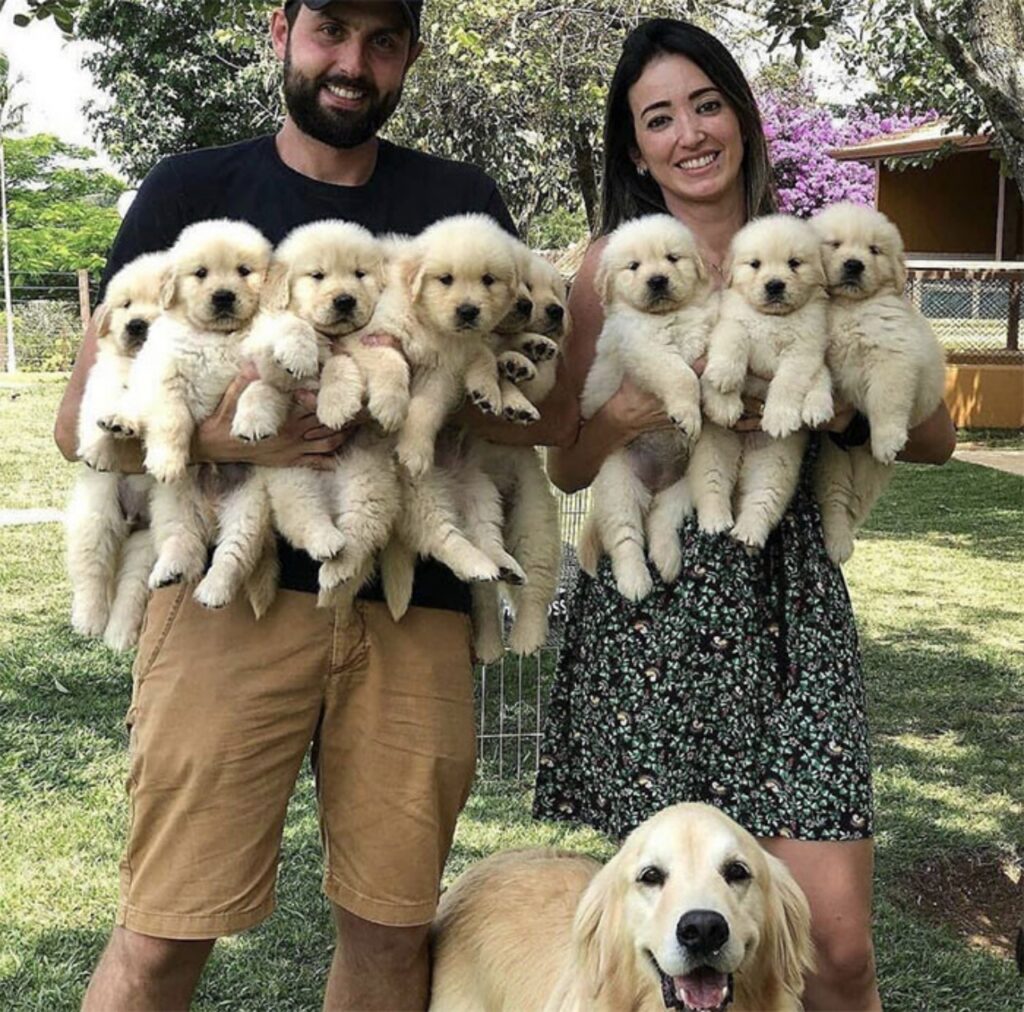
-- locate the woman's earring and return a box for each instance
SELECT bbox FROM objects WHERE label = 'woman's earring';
[636,165,649,177]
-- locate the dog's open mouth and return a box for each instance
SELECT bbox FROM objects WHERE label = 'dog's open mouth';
[650,953,734,1011]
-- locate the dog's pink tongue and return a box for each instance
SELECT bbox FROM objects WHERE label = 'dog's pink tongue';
[674,968,729,1010]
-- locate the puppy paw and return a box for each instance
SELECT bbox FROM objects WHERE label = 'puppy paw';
[231,407,279,443]
[498,351,537,384]
[502,401,541,425]
[80,441,121,473]
[396,439,434,477]
[521,335,558,363]
[144,446,188,484]
[103,620,140,653]
[729,515,770,549]
[667,401,702,442]
[317,389,363,431]
[614,565,653,602]
[97,413,138,439]
[71,600,110,639]
[697,506,733,536]
[702,359,744,394]
[801,389,834,429]
[760,403,802,440]
[871,426,907,465]
[824,529,855,565]
[367,389,409,433]
[468,387,500,416]
[508,621,546,657]
[193,574,234,610]
[148,554,202,590]
[701,387,743,428]
[496,555,527,586]
[301,528,346,562]
[273,335,321,380]
[648,538,683,585]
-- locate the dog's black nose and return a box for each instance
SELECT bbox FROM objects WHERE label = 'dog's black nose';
[546,304,565,323]
[211,289,236,310]
[647,274,669,292]
[126,318,149,340]
[764,279,786,298]
[516,297,533,317]
[842,258,865,277]
[677,910,730,956]
[333,293,357,315]
[456,303,481,324]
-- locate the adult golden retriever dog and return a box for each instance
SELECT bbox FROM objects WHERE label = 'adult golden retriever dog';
[430,803,813,1012]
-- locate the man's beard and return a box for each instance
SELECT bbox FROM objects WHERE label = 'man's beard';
[282,52,402,150]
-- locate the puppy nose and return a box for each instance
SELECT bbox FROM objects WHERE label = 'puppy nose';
[516,297,533,317]
[126,318,149,340]
[456,303,480,324]
[546,304,565,323]
[333,293,357,315]
[764,279,786,298]
[212,289,236,310]
[842,258,865,277]
[647,274,669,292]
[676,910,730,956]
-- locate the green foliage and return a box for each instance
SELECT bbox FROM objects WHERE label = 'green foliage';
[4,134,122,276]
[525,205,590,250]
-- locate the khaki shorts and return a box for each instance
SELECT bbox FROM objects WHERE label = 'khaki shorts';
[117,587,477,939]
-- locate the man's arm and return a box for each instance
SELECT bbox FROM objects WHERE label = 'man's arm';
[54,315,101,462]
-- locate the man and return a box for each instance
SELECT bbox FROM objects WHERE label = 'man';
[54,3,577,1008]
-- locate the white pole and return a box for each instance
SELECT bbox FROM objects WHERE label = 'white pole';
[0,138,14,373]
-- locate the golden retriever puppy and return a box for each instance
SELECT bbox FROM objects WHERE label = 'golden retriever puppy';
[389,214,525,477]
[66,252,166,646]
[192,220,399,609]
[810,202,946,563]
[430,803,813,1012]
[692,215,831,548]
[578,215,715,600]
[117,219,272,590]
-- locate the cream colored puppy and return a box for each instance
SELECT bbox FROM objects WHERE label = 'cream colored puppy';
[192,220,399,609]
[810,202,946,563]
[578,215,715,600]
[66,252,165,646]
[118,219,272,589]
[430,803,813,1012]
[693,215,831,548]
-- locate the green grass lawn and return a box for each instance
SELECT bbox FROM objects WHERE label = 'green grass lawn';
[1,375,1021,1010]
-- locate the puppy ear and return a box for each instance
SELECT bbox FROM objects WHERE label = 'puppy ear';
[92,303,112,338]
[754,854,815,1005]
[891,249,908,294]
[694,253,709,283]
[573,859,624,999]
[159,268,177,310]
[405,251,426,304]
[593,259,615,308]
[261,260,291,311]
[808,249,828,290]
[722,253,735,287]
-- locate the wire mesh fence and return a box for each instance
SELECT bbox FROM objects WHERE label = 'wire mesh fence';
[475,484,589,781]
[1,271,97,373]
[906,266,1022,361]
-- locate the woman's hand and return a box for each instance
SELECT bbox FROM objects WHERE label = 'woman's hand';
[602,375,677,444]
[193,366,353,469]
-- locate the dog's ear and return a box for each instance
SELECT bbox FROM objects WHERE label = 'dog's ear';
[92,302,112,338]
[807,248,828,291]
[159,267,178,310]
[721,252,735,287]
[572,859,625,1000]
[261,260,291,311]
[593,258,616,308]
[752,854,815,1005]
[405,249,427,304]
[891,248,908,294]
[693,252,709,283]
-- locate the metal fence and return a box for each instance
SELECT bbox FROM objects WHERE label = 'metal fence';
[1,271,96,372]
[906,265,1023,362]
[475,484,589,780]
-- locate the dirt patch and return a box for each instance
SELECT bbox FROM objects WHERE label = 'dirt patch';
[895,850,1022,963]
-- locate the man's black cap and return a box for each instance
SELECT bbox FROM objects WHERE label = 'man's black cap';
[284,1,423,44]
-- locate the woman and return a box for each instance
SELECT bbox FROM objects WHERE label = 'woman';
[533,18,956,1011]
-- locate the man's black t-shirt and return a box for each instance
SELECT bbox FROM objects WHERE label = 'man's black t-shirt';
[100,134,518,612]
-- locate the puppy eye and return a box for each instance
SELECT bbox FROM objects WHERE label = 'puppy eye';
[666,253,680,263]
[787,258,802,271]
[749,259,761,270]
[481,274,496,287]
[637,866,666,887]
[354,269,366,280]
[525,282,534,292]
[238,266,252,277]
[194,267,208,279]
[439,274,454,286]
[311,271,325,281]
[869,245,881,256]
[122,300,132,309]
[829,240,841,249]
[627,261,640,272]
[723,862,751,884]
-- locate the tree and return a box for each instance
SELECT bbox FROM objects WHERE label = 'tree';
[1,49,26,371]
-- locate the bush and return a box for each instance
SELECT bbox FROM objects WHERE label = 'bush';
[526,205,590,251]
[1,301,83,372]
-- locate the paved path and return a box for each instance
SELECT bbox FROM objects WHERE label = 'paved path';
[953,447,1024,478]
[0,508,64,527]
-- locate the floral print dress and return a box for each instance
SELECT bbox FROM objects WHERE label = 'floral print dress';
[533,443,873,842]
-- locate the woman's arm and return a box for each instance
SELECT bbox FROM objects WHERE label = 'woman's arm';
[896,400,956,464]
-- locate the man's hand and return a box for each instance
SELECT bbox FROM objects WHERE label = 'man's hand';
[193,366,353,469]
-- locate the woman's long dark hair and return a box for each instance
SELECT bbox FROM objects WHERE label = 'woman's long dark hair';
[599,18,777,235]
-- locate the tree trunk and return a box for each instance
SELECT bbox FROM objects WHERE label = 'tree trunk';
[573,127,599,233]
[914,0,1024,202]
